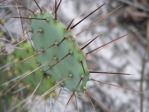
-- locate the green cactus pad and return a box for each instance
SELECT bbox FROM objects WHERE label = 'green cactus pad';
[31,12,89,92]
[7,42,55,95]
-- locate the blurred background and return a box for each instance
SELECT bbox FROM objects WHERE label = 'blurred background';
[0,0,149,112]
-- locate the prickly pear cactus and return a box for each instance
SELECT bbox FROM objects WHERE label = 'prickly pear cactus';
[7,42,55,94]
[0,42,55,112]
[31,12,89,92]
[0,0,137,112]
[1,1,91,110]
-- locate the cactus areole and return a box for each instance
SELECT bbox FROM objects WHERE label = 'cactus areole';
[31,12,89,92]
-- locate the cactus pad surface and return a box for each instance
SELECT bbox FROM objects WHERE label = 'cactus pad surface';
[31,12,89,92]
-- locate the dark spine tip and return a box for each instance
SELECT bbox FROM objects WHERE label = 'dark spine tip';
[70,3,105,30]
